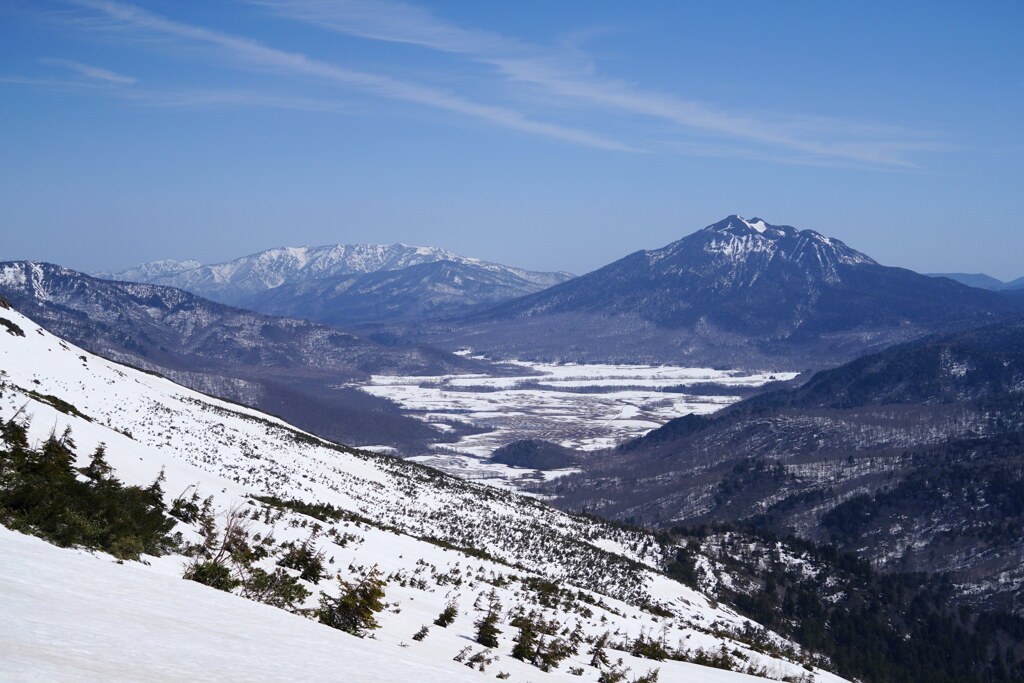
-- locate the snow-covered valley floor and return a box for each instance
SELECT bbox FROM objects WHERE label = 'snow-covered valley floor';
[356,361,794,489]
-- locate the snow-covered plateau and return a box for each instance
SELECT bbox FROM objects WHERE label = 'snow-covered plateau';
[0,303,842,682]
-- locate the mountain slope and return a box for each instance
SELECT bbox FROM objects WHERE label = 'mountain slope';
[243,259,569,326]
[0,300,845,683]
[547,319,1024,613]
[0,261,492,447]
[400,216,1019,367]
[102,243,573,309]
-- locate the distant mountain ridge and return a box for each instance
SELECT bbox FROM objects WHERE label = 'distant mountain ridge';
[928,272,1024,291]
[393,215,1021,367]
[242,259,572,326]
[97,243,574,309]
[95,258,204,283]
[0,261,492,447]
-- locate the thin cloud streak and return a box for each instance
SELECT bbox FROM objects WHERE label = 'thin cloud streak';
[2,74,353,112]
[260,0,940,167]
[38,57,138,84]
[61,0,638,152]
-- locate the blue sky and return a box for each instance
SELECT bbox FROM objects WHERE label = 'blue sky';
[2,0,1022,278]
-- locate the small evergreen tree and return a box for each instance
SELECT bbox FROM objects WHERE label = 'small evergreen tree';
[318,565,387,637]
[597,664,628,683]
[170,489,203,523]
[277,535,326,584]
[475,610,501,648]
[631,631,668,661]
[634,669,660,683]
[434,600,458,627]
[183,559,239,591]
[81,443,113,482]
[538,636,574,672]
[511,611,541,663]
[241,567,310,611]
[474,589,502,648]
[589,632,611,670]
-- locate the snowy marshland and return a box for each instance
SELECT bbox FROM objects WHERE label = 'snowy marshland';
[355,360,794,489]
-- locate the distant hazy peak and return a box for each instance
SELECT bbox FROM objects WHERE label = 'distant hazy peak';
[927,272,1024,291]
[93,258,204,283]
[95,242,574,305]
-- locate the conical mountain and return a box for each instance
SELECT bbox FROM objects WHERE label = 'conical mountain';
[431,216,1020,366]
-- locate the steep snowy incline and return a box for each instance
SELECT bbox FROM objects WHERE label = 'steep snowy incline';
[0,303,851,683]
[0,303,660,599]
[0,302,847,682]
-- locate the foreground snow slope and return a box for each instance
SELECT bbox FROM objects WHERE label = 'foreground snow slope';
[0,303,845,682]
[0,527,486,683]
[2,528,799,683]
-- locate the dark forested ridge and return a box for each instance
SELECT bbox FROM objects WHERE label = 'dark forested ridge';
[665,524,1024,683]
[547,319,1024,615]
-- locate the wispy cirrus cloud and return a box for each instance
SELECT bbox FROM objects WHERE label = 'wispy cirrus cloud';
[257,0,943,167]
[10,0,945,166]
[13,53,348,112]
[4,73,351,112]
[37,56,138,84]
[53,0,637,152]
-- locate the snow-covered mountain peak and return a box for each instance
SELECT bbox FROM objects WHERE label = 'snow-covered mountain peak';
[691,215,876,270]
[703,215,796,239]
[742,216,767,233]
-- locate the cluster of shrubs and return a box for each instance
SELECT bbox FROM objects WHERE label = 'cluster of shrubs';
[0,417,177,560]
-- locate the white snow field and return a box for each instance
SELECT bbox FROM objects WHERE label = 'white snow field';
[0,527,485,683]
[357,360,795,488]
[0,527,812,683]
[0,304,843,683]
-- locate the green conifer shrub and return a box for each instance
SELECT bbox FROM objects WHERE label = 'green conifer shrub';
[317,565,387,637]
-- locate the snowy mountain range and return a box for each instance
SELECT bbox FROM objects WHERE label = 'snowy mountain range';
[392,215,1021,367]
[97,243,574,313]
[0,299,845,682]
[242,259,575,326]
